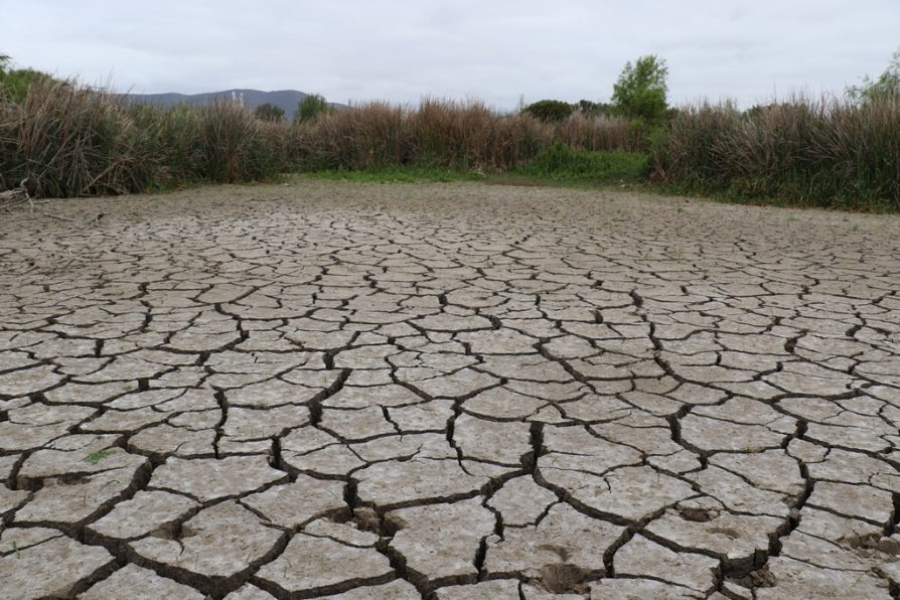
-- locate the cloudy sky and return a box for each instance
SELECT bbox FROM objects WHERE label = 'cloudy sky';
[1,0,897,109]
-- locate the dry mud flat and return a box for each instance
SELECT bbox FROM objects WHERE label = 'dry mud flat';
[1,180,900,599]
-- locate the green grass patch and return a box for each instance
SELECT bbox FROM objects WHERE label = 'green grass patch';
[482,172,644,192]
[84,449,114,465]
[300,165,487,183]
[655,179,898,214]
[522,143,650,182]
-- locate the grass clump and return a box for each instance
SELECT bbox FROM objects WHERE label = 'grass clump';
[523,99,575,122]
[302,165,486,183]
[523,142,650,182]
[84,449,114,465]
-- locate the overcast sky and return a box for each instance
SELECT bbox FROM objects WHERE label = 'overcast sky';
[1,0,897,109]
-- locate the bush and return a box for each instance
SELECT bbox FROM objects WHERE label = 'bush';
[295,94,331,124]
[523,100,574,122]
[0,68,60,104]
[254,103,285,122]
[1,54,64,103]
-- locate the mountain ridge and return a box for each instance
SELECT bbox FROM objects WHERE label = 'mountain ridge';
[122,89,340,119]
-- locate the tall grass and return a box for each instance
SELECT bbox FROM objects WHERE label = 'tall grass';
[293,98,639,172]
[0,85,639,196]
[554,112,639,152]
[1,80,150,196]
[3,78,899,211]
[0,79,291,196]
[295,101,406,170]
[652,96,900,210]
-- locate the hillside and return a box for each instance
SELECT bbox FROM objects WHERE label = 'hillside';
[122,89,337,119]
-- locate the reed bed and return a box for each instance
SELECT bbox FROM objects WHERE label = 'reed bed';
[0,83,637,197]
[2,79,898,211]
[293,98,638,171]
[0,80,291,197]
[651,96,900,209]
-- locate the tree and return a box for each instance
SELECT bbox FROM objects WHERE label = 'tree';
[295,94,330,124]
[522,99,574,122]
[611,55,669,121]
[576,99,613,117]
[847,48,900,104]
[254,103,285,122]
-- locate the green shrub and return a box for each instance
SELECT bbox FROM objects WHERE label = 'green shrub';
[254,103,285,122]
[523,100,574,122]
[295,94,331,124]
[0,68,60,103]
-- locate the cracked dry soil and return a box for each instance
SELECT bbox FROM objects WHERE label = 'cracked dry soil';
[1,180,900,599]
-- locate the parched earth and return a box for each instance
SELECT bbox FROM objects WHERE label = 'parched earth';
[1,180,900,599]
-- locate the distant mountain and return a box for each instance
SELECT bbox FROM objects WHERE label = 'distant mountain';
[122,89,340,120]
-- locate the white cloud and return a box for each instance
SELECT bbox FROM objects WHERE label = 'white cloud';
[1,0,897,108]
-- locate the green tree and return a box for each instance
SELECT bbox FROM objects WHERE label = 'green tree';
[253,103,285,122]
[522,99,574,122]
[295,94,330,124]
[847,49,900,104]
[611,55,669,121]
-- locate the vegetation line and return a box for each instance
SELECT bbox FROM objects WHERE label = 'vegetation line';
[1,51,898,211]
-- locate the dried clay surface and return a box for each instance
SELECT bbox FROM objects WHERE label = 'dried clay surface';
[2,179,900,599]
